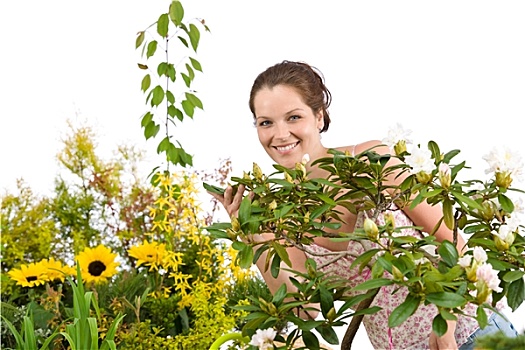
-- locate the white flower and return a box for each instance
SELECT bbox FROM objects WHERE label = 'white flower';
[494,224,516,245]
[301,153,310,165]
[458,255,472,268]
[382,123,413,149]
[249,328,277,350]
[476,263,503,293]
[414,257,429,265]
[483,146,523,179]
[405,146,436,175]
[473,246,487,263]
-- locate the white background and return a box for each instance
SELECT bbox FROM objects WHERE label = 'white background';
[1,1,524,348]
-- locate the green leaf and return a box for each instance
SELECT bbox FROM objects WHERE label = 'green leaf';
[498,193,515,213]
[22,316,37,350]
[190,57,202,71]
[185,92,203,109]
[503,270,525,283]
[156,137,171,154]
[135,31,145,49]
[239,244,254,269]
[270,252,281,278]
[426,292,466,308]
[451,190,483,210]
[157,13,169,37]
[432,314,448,337]
[319,285,334,318]
[146,40,157,59]
[272,283,287,305]
[315,324,340,345]
[507,277,525,311]
[388,294,421,327]
[301,330,320,350]
[188,23,200,51]
[238,196,252,228]
[443,198,454,230]
[169,0,184,25]
[476,306,489,329]
[352,278,393,291]
[151,85,165,106]
[437,240,458,267]
[272,241,291,267]
[316,193,337,206]
[181,99,195,117]
[141,74,151,92]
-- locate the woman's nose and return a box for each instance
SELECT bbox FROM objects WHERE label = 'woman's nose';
[275,123,291,140]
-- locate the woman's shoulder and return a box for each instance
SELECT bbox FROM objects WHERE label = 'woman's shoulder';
[334,140,391,156]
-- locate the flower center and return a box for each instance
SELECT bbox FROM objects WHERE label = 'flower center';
[88,261,107,276]
[26,276,37,282]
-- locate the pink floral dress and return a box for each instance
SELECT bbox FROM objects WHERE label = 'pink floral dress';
[305,208,489,350]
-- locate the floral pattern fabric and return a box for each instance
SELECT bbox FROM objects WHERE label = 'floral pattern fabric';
[305,208,493,350]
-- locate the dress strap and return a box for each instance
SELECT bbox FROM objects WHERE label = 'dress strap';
[351,145,356,156]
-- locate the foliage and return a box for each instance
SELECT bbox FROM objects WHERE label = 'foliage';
[136,0,209,169]
[1,120,259,350]
[206,130,525,349]
[474,329,525,349]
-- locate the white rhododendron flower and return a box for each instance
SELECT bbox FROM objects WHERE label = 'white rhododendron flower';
[458,255,472,268]
[483,146,523,178]
[382,123,413,149]
[476,263,503,293]
[472,246,487,263]
[405,146,436,175]
[494,225,516,246]
[249,328,277,350]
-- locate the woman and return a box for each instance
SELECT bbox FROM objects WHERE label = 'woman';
[209,60,518,349]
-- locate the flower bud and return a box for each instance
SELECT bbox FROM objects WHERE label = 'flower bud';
[268,200,277,211]
[384,212,396,234]
[231,216,241,232]
[364,218,379,240]
[391,265,404,282]
[479,201,496,221]
[438,163,451,190]
[284,172,294,183]
[253,162,263,181]
[415,171,433,185]
[295,162,307,175]
[326,307,337,323]
[394,140,407,156]
[495,171,513,189]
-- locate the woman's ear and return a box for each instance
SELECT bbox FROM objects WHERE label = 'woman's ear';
[316,111,324,131]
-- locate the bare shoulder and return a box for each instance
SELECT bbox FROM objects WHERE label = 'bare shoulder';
[335,140,391,156]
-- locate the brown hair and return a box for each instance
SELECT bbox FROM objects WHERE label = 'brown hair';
[249,60,332,133]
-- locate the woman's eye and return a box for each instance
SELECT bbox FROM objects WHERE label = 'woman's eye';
[258,120,271,127]
[289,115,301,121]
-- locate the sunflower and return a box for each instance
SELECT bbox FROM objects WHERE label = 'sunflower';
[8,261,48,288]
[41,258,74,282]
[128,240,167,270]
[76,245,119,284]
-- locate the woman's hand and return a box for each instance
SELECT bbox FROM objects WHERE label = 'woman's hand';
[429,320,458,350]
[207,184,247,218]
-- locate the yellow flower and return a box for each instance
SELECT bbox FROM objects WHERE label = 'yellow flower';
[128,240,167,270]
[76,245,119,284]
[41,258,73,282]
[8,262,48,288]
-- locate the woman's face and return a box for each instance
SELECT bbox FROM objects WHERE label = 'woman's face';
[253,84,324,168]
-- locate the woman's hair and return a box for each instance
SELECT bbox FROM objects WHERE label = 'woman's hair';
[249,60,332,133]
